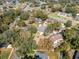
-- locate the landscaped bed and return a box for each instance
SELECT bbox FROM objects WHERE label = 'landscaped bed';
[0,48,12,59]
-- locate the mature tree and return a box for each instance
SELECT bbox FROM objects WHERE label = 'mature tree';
[0,9,17,33]
[64,20,72,27]
[65,6,77,18]
[61,24,79,49]
[51,4,63,12]
[41,4,46,9]
[62,28,76,41]
[4,9,16,20]
[61,50,69,59]
[0,24,9,32]
[69,34,79,49]
[38,38,53,50]
[17,20,26,27]
[16,30,37,56]
[0,29,37,56]
[0,29,20,44]
[15,9,21,16]
[44,22,61,35]
[75,5,79,13]
[28,16,35,24]
[28,25,37,34]
[3,16,14,25]
[20,12,29,20]
[34,10,48,21]
[59,0,70,4]
[19,0,26,3]
[48,2,54,8]
[0,0,4,5]
[73,24,79,32]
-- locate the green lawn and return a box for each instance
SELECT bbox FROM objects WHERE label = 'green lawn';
[0,49,12,59]
[48,51,59,59]
[48,12,69,20]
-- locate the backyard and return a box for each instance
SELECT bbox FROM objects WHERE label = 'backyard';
[0,48,12,59]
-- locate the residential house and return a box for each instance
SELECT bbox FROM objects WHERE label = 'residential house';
[48,32,63,48]
[58,12,72,17]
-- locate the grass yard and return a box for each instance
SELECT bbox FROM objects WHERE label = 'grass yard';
[48,12,66,19]
[0,48,12,59]
[48,51,59,59]
[48,12,72,20]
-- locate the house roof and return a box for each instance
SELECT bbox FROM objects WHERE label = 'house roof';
[49,33,63,42]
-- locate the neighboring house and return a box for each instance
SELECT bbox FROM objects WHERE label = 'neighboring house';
[58,12,72,17]
[48,33,63,48]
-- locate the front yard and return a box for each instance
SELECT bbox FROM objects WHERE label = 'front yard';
[0,48,12,59]
[48,12,72,20]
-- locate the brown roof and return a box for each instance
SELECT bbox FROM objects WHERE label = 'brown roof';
[49,34,63,42]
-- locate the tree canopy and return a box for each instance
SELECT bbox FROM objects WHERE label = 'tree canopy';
[62,28,76,41]
[20,12,29,20]
[0,29,37,56]
[38,38,53,50]
[33,10,48,21]
[44,22,61,35]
